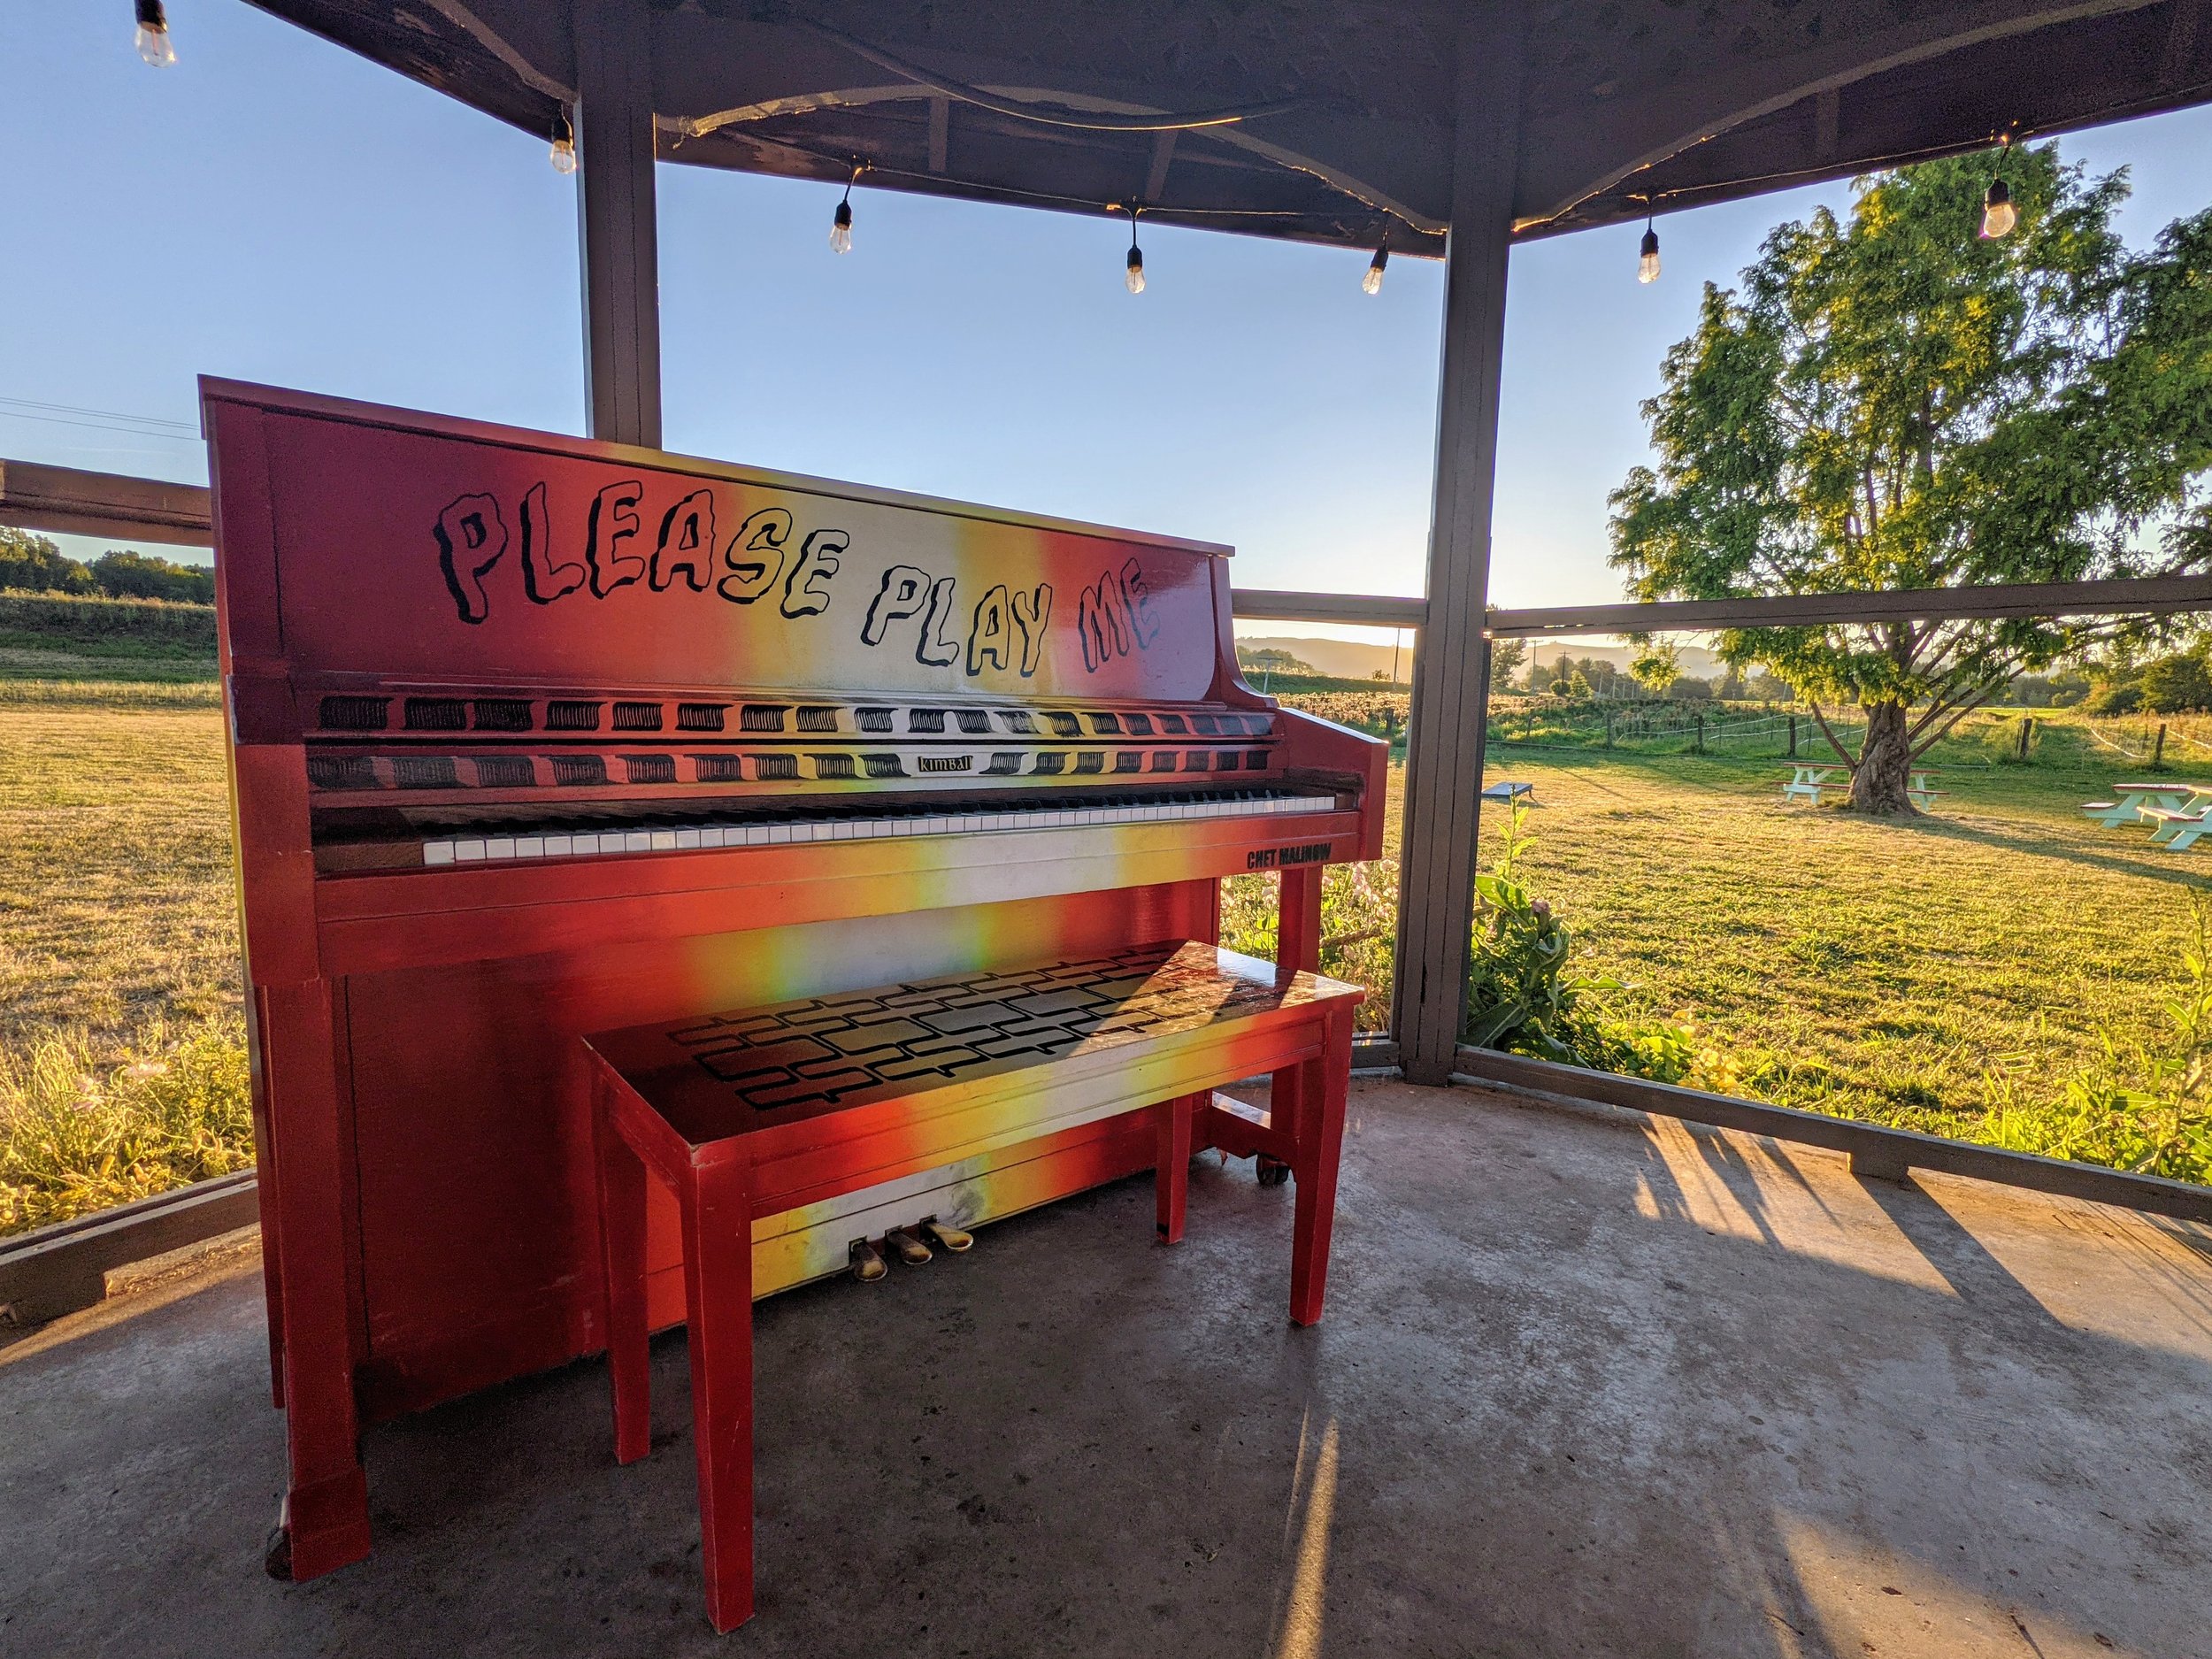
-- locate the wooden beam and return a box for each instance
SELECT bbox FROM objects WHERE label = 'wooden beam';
[572,0,662,449]
[1395,9,1522,1087]
[2162,0,2207,82]
[1231,589,1425,628]
[927,95,949,173]
[0,458,211,548]
[1486,574,2212,637]
[1454,1049,2212,1225]
[0,1171,258,1327]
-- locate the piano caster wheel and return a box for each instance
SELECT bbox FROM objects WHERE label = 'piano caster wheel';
[849,1239,887,1282]
[265,1523,294,1582]
[1256,1156,1292,1187]
[918,1217,973,1254]
[884,1227,933,1265]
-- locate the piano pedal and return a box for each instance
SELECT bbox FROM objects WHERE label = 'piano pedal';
[884,1227,933,1265]
[918,1217,973,1254]
[849,1239,887,1282]
[1256,1155,1293,1188]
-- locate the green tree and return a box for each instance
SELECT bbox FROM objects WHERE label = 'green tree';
[2141,649,2212,713]
[91,549,214,603]
[1610,145,2212,812]
[0,528,95,595]
[1487,635,1527,691]
[1628,636,1682,696]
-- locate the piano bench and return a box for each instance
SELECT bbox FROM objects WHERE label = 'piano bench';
[581,940,1363,1632]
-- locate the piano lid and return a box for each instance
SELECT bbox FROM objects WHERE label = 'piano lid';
[204,380,1235,705]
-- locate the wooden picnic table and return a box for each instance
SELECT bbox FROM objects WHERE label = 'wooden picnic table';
[1782,764,1943,810]
[1480,780,1537,804]
[2081,781,2212,829]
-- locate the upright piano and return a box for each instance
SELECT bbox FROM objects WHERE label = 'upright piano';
[204,380,1386,1578]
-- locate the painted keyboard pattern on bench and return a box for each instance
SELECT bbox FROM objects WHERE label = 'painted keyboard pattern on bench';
[662,941,1298,1119]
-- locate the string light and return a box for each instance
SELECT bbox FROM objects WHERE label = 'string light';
[830,166,858,254]
[1363,238,1388,296]
[1980,136,2017,240]
[134,0,175,66]
[1125,206,1146,294]
[549,109,577,175]
[1637,212,1661,284]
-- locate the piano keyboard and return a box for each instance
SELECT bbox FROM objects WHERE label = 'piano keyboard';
[419,787,1338,867]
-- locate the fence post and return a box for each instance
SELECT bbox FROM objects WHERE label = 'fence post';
[1787,713,1798,758]
[2016,717,2032,761]
[1604,708,1615,749]
[2153,721,2168,771]
[1694,711,1705,755]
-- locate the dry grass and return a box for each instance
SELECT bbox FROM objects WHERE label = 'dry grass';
[0,703,240,1046]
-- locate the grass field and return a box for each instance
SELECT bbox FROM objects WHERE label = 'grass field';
[4,689,2208,1234]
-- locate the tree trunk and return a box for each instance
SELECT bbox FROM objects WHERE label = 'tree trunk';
[1847,700,1916,815]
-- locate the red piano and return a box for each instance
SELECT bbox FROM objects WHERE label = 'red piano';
[205,380,1385,1583]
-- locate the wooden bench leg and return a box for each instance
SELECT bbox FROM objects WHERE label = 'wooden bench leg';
[1156,1092,1196,1243]
[594,1080,651,1467]
[1288,1007,1353,1327]
[683,1156,757,1633]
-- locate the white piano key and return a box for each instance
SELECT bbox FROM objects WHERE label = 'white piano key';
[486,837,516,860]
[424,841,456,865]
[545,834,573,857]
[650,830,678,850]
[515,836,545,858]
[676,828,700,849]
[572,833,600,856]
[455,840,488,861]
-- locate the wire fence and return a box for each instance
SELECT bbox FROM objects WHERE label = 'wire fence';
[1486,700,1864,758]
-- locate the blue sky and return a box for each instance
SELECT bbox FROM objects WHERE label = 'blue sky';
[6,0,2212,635]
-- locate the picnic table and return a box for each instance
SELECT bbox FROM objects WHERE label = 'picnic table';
[1781,765,1942,810]
[2080,781,2212,829]
[1481,780,1537,805]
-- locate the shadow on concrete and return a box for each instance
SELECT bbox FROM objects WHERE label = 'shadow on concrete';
[3,1084,2208,1658]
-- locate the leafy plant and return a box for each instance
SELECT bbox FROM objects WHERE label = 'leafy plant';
[1980,895,2212,1183]
[0,1018,252,1237]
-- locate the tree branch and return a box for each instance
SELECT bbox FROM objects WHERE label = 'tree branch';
[1809,700,1858,769]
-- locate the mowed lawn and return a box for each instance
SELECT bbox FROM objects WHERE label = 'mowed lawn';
[0,695,241,1048]
[1471,742,2204,1134]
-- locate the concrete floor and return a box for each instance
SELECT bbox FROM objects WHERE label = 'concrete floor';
[4,1081,2212,1659]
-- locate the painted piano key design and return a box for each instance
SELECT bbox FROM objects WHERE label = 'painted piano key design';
[421,787,1335,865]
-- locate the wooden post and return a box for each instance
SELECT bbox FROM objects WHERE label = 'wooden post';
[572,0,662,449]
[1393,6,1523,1087]
[2017,716,2033,761]
[1788,713,1798,757]
[2153,721,2168,770]
[1604,707,1615,749]
[1694,711,1705,755]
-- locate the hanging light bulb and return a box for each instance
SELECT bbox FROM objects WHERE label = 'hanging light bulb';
[1979,177,2016,240]
[1979,134,2017,241]
[1638,217,1662,285]
[1363,240,1389,296]
[1125,207,1146,294]
[549,110,578,176]
[134,0,176,66]
[829,168,857,254]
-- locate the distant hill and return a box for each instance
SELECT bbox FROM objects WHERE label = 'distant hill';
[1235,634,1409,682]
[1235,632,1724,684]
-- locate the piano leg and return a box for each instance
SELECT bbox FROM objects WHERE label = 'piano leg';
[681,1153,758,1633]
[1288,1003,1354,1328]
[261,979,373,1581]
[1155,1093,1197,1243]
[594,1082,652,1466]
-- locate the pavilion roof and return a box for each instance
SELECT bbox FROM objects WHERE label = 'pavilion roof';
[251,1,2212,252]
